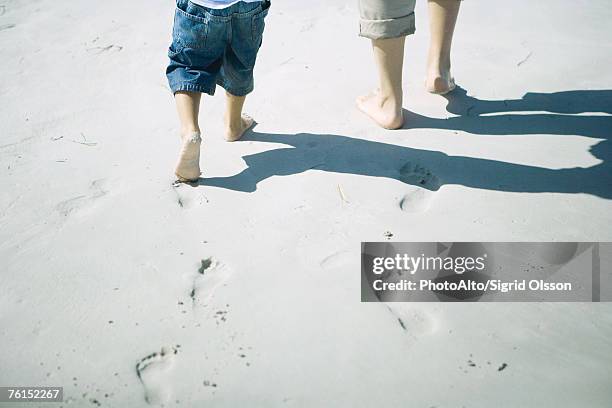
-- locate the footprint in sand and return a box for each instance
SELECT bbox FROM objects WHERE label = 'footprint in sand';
[172,182,209,209]
[172,182,191,208]
[398,162,440,213]
[320,250,352,269]
[55,179,108,217]
[191,258,232,308]
[300,19,315,32]
[136,346,179,406]
[385,304,441,339]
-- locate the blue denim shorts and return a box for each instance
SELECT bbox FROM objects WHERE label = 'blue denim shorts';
[166,0,270,96]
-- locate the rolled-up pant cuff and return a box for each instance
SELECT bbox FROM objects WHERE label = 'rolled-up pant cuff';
[359,12,416,40]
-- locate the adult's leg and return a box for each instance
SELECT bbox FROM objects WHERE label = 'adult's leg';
[426,0,461,94]
[174,91,202,182]
[356,0,416,129]
[224,91,255,142]
[356,36,406,130]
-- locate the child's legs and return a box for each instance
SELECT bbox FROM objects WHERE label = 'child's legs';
[224,91,255,142]
[175,91,201,135]
[427,0,461,92]
[173,91,203,182]
[225,91,246,128]
[217,2,269,141]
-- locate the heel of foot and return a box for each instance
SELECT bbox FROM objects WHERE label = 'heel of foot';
[175,173,200,183]
[356,92,404,130]
[225,115,255,142]
[427,77,456,95]
[384,112,404,130]
[175,132,202,181]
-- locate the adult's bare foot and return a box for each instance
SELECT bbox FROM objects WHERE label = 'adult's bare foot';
[426,69,456,95]
[356,91,404,130]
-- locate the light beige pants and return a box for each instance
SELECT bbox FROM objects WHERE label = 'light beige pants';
[359,0,417,40]
[358,0,461,40]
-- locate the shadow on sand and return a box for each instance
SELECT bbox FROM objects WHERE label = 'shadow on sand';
[196,88,612,198]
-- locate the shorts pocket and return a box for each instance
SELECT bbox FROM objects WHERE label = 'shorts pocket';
[251,1,270,43]
[173,7,209,49]
[167,39,184,61]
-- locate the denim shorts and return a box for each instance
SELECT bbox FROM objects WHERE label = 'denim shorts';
[166,0,271,96]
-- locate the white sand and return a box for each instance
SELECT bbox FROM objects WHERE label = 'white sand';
[1,0,612,406]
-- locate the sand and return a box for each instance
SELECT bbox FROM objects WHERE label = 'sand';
[1,0,611,406]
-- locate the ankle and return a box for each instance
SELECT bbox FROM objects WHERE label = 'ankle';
[181,126,200,135]
[180,129,201,145]
[378,92,403,112]
[428,60,451,76]
[225,118,244,132]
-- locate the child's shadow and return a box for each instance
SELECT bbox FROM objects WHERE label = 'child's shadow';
[198,88,612,198]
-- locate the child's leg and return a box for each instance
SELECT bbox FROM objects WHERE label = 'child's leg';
[426,0,461,94]
[356,36,406,130]
[176,91,201,135]
[224,91,255,142]
[174,91,203,182]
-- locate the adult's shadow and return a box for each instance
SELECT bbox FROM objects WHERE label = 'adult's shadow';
[404,87,612,139]
[443,86,612,117]
[199,135,610,198]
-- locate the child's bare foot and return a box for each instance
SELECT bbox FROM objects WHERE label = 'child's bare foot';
[224,114,255,142]
[356,91,404,130]
[174,131,202,182]
[426,69,456,95]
